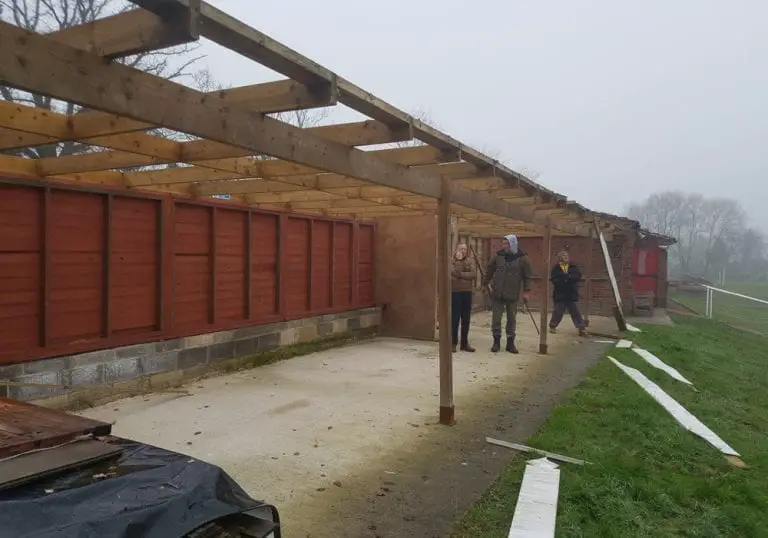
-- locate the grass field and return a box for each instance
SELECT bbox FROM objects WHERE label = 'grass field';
[452,315,768,537]
[670,281,768,337]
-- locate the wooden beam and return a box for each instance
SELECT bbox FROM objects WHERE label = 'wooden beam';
[0,21,589,233]
[133,0,335,91]
[539,219,552,354]
[47,8,194,59]
[124,0,565,207]
[438,176,454,425]
[0,79,340,152]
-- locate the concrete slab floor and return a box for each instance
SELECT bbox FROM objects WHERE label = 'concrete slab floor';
[81,311,618,538]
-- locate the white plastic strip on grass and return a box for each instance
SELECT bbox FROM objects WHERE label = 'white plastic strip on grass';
[626,323,642,333]
[508,457,560,538]
[615,339,633,349]
[609,357,739,456]
[632,347,693,386]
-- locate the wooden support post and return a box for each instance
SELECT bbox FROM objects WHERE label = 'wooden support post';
[102,194,113,338]
[539,219,552,354]
[330,222,336,308]
[308,219,314,311]
[584,224,595,324]
[209,206,217,324]
[438,176,455,426]
[40,187,51,348]
[277,215,286,318]
[245,211,253,320]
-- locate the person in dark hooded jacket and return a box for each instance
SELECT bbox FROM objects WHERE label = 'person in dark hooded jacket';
[482,234,532,354]
[549,250,587,336]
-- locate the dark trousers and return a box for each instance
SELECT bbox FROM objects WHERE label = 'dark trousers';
[550,301,585,329]
[451,291,473,346]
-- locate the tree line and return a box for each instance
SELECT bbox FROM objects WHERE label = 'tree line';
[628,192,767,282]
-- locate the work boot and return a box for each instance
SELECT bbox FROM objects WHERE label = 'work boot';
[452,344,457,353]
[460,343,476,353]
[549,326,557,334]
[506,337,519,354]
[491,336,501,353]
[578,328,587,337]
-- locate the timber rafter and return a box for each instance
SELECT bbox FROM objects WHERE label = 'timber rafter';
[0,1,636,237]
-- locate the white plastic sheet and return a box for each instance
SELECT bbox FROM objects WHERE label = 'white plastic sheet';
[632,347,693,386]
[609,357,739,456]
[626,323,642,333]
[615,339,633,349]
[508,458,560,538]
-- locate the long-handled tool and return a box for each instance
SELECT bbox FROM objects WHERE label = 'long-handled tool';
[523,300,540,335]
[468,244,492,311]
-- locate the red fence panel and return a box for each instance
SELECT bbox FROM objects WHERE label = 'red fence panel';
[358,224,374,304]
[0,179,377,365]
[173,203,211,329]
[284,217,310,316]
[215,208,248,322]
[48,190,105,345]
[311,220,332,310]
[333,222,353,308]
[251,213,279,319]
[0,185,42,353]
[111,197,160,336]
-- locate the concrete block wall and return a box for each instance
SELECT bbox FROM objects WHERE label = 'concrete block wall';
[0,307,380,402]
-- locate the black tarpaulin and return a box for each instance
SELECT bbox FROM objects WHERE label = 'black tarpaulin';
[0,438,277,538]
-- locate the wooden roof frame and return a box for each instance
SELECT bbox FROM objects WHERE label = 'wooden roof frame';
[0,0,636,237]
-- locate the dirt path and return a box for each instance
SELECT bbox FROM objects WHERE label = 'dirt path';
[80,312,615,537]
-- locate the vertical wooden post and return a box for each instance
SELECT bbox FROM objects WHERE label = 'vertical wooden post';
[539,219,552,354]
[307,219,314,311]
[584,224,595,324]
[159,197,172,332]
[438,177,455,425]
[102,194,113,338]
[245,211,253,320]
[209,206,217,324]
[330,222,336,309]
[277,215,286,318]
[352,220,360,307]
[40,187,51,347]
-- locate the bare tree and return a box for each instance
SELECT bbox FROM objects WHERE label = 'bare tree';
[0,0,204,158]
[628,191,748,278]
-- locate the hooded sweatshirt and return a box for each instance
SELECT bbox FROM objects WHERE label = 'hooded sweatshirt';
[482,234,532,301]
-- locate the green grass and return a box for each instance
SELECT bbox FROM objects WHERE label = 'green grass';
[671,281,768,337]
[452,315,768,538]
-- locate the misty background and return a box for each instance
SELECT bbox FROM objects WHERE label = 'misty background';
[2,0,766,279]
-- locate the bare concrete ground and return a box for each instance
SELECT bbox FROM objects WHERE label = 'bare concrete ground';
[81,312,616,538]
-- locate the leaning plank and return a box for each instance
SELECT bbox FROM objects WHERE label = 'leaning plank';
[608,357,739,457]
[632,348,694,386]
[0,439,122,491]
[508,458,560,538]
[486,437,589,466]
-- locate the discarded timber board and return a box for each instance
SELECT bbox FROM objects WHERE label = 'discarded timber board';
[486,437,589,466]
[0,398,112,459]
[0,439,122,491]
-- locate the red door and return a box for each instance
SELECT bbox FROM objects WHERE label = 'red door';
[633,248,659,295]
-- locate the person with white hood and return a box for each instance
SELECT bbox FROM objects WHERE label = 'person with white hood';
[482,234,532,353]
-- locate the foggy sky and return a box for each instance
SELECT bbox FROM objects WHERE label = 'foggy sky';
[199,0,768,232]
